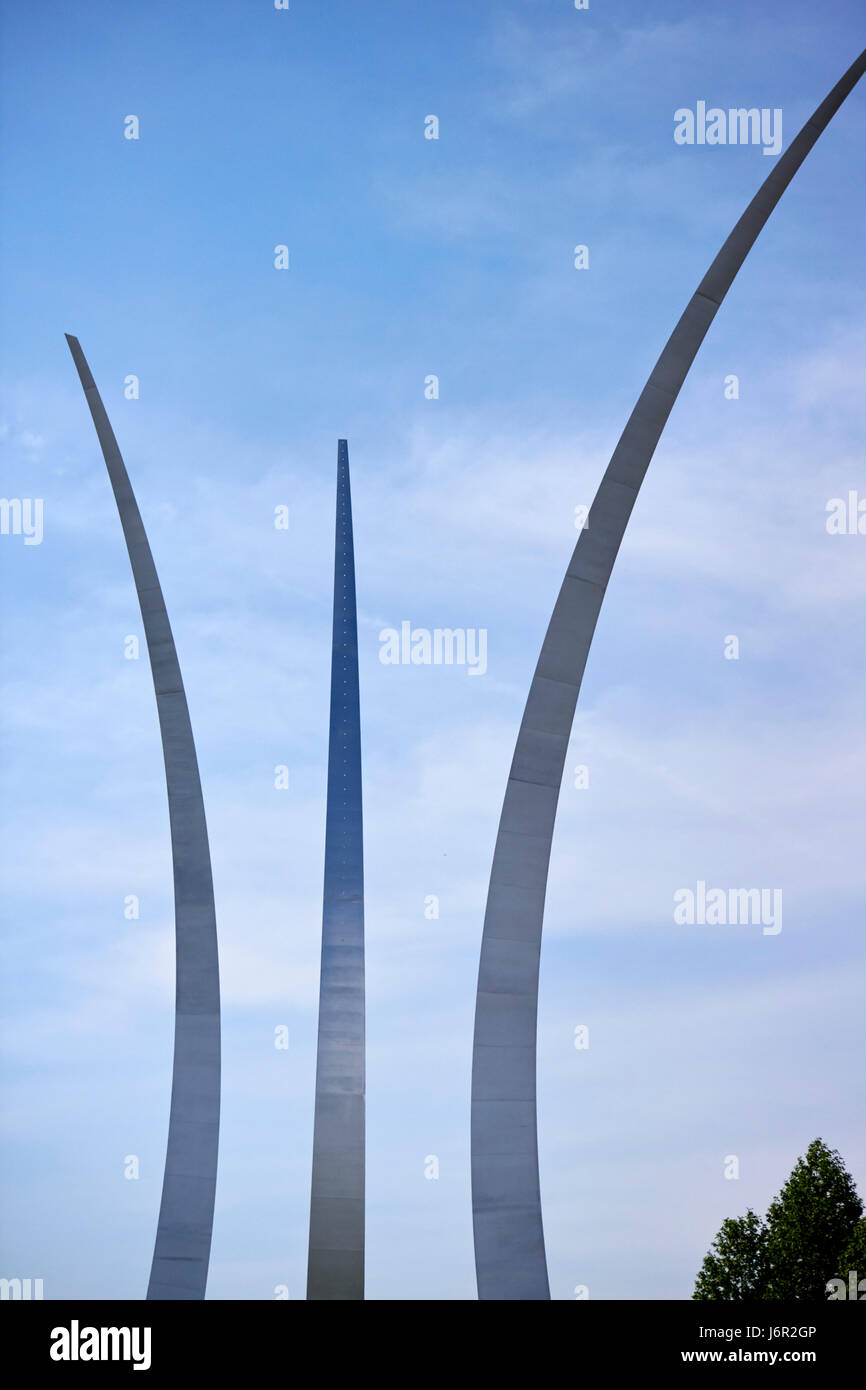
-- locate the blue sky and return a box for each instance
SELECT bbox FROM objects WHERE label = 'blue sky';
[1,0,865,1300]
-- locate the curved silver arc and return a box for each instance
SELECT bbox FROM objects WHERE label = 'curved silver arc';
[470,50,866,1301]
[66,336,221,1301]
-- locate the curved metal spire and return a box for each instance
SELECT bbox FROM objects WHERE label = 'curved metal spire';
[66,336,221,1301]
[307,439,366,1300]
[470,50,866,1301]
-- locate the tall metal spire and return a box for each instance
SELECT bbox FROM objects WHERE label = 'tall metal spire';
[470,48,866,1301]
[66,336,221,1300]
[307,439,365,1300]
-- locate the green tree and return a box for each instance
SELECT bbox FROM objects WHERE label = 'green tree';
[829,1218,866,1298]
[693,1210,769,1300]
[693,1140,863,1300]
[763,1139,862,1299]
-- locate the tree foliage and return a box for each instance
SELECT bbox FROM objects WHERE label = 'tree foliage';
[693,1209,768,1300]
[693,1139,863,1300]
[831,1218,866,1293]
[763,1139,862,1299]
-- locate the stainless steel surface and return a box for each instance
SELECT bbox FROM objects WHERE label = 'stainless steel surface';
[470,50,866,1301]
[66,336,221,1301]
[307,440,365,1300]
